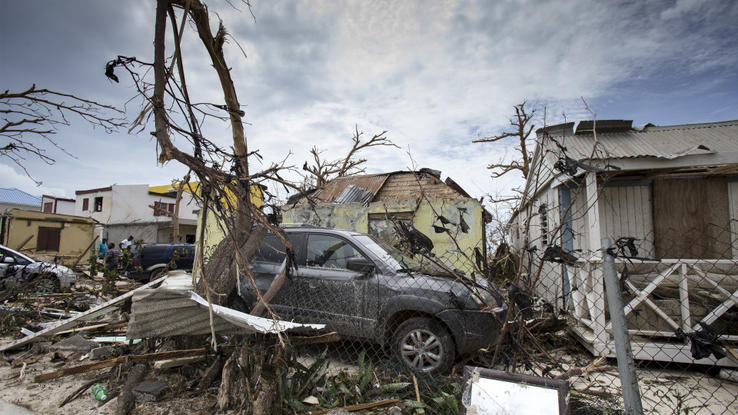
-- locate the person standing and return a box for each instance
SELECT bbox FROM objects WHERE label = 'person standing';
[98,238,108,259]
[121,235,134,250]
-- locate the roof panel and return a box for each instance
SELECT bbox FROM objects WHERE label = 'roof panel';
[546,120,738,160]
[0,188,41,206]
[312,174,390,202]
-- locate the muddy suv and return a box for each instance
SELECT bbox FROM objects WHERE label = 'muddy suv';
[234,226,505,373]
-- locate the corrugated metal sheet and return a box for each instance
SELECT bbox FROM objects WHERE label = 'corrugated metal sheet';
[0,188,41,206]
[312,174,390,202]
[545,120,738,160]
[127,272,325,339]
[333,184,374,204]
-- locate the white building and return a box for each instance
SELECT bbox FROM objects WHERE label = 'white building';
[510,119,738,367]
[41,195,76,215]
[74,184,199,244]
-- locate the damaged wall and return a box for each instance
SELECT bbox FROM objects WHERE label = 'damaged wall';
[283,198,485,274]
[0,209,95,261]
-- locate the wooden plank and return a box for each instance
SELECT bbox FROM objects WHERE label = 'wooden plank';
[308,399,401,415]
[153,355,204,370]
[694,286,738,330]
[585,172,601,254]
[692,265,738,308]
[624,280,680,330]
[0,276,166,353]
[72,235,98,269]
[653,177,730,259]
[34,348,206,382]
[620,263,680,318]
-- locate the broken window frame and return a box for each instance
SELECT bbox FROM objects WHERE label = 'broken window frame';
[94,197,103,212]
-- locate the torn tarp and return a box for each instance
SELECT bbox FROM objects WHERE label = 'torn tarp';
[126,271,324,339]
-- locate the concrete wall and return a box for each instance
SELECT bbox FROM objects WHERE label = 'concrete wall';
[283,198,486,274]
[75,184,199,225]
[1,209,95,262]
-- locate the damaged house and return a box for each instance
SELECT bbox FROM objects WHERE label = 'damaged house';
[74,183,199,244]
[509,119,738,366]
[283,169,491,274]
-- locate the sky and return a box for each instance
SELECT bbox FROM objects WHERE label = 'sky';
[1,0,737,205]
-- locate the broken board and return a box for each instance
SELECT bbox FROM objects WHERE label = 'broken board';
[0,276,167,353]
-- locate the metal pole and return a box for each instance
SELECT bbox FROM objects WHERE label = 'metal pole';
[602,237,644,415]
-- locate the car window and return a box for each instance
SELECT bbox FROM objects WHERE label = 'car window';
[0,247,32,265]
[255,234,287,264]
[305,234,366,270]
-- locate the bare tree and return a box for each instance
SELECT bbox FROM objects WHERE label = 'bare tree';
[0,84,124,183]
[473,101,536,181]
[107,2,306,412]
[302,125,396,187]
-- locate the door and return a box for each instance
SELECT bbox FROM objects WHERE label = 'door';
[248,233,305,319]
[293,233,376,338]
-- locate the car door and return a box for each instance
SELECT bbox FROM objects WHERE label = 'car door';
[246,233,305,320]
[292,233,376,338]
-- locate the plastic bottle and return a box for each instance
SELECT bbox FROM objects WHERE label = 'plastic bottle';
[91,384,108,401]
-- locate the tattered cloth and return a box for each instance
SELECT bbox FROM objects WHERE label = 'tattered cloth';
[127,271,324,339]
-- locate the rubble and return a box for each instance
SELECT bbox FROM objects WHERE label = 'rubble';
[49,335,98,353]
[133,380,167,402]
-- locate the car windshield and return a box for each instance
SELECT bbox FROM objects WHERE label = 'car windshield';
[354,234,454,278]
[354,235,419,271]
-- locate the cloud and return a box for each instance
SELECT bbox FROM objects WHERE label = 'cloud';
[1,0,735,205]
[0,163,68,197]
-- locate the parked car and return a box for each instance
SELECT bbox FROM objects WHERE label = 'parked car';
[233,226,505,374]
[0,244,77,291]
[126,243,195,282]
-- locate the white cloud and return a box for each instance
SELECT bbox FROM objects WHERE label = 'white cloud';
[0,163,68,197]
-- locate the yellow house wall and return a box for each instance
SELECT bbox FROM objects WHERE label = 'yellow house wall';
[195,185,265,265]
[282,198,485,274]
[3,211,95,262]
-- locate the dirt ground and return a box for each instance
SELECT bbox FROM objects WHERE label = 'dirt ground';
[0,341,217,415]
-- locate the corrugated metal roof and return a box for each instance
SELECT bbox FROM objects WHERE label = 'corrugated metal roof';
[543,120,738,160]
[0,188,41,206]
[127,272,325,339]
[312,173,390,202]
[333,184,374,204]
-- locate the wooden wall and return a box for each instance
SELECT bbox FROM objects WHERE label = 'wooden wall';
[598,183,655,257]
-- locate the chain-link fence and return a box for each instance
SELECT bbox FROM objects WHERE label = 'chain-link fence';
[509,189,738,414]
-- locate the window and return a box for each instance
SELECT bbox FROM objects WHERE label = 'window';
[254,234,287,264]
[94,197,103,212]
[0,248,32,265]
[82,198,89,211]
[305,234,365,269]
[43,202,53,213]
[154,201,176,216]
[37,227,61,251]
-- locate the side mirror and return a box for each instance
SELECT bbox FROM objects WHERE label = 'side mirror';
[346,257,375,274]
[3,256,15,264]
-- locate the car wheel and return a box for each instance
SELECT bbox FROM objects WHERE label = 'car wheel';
[31,273,60,293]
[149,268,167,281]
[392,317,455,374]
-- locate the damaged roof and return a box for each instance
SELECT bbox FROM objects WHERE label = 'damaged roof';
[537,119,738,160]
[303,169,473,204]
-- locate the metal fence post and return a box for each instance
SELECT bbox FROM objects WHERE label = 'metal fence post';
[602,237,644,415]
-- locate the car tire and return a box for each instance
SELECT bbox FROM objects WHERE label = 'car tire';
[392,316,455,374]
[149,268,167,282]
[31,273,60,293]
